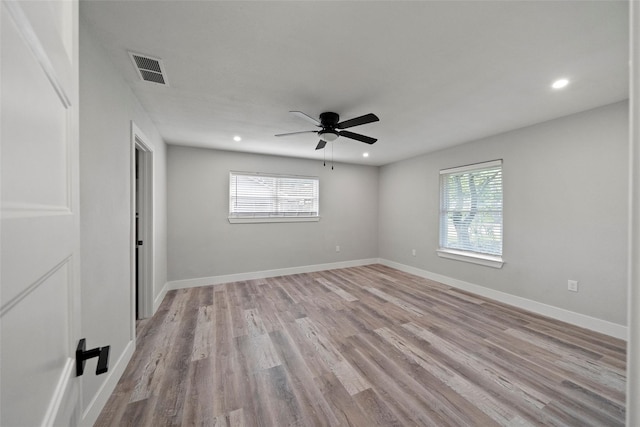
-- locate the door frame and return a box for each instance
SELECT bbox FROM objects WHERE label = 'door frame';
[627,2,639,424]
[130,121,154,336]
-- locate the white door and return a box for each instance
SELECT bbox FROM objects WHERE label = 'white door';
[1,0,81,425]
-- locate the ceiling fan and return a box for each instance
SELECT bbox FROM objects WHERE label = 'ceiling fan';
[275,111,380,150]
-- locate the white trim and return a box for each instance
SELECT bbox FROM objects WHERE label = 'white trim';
[437,249,504,268]
[3,0,72,108]
[166,259,379,290]
[153,281,169,313]
[627,0,639,424]
[440,159,502,175]
[228,216,320,224]
[129,124,137,338]
[229,170,319,180]
[42,358,74,427]
[378,258,627,340]
[80,340,135,427]
[1,202,71,218]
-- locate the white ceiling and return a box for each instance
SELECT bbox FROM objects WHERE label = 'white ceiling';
[80,1,629,166]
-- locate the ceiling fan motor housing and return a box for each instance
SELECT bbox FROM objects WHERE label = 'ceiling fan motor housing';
[319,112,340,127]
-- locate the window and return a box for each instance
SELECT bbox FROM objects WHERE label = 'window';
[229,172,319,223]
[438,160,503,268]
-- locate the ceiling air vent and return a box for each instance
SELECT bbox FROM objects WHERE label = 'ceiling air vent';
[129,52,168,85]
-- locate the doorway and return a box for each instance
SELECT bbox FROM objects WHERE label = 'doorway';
[131,122,154,338]
[135,148,141,320]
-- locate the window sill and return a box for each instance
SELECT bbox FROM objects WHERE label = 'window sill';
[437,249,504,269]
[228,216,320,224]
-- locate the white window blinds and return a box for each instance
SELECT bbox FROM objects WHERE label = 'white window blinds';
[439,160,503,256]
[229,172,319,220]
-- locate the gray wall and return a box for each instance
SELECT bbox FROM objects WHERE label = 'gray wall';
[79,18,167,416]
[379,101,629,325]
[167,146,378,281]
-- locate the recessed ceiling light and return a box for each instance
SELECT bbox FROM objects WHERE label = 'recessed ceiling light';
[233,135,242,142]
[552,78,569,89]
[363,152,369,158]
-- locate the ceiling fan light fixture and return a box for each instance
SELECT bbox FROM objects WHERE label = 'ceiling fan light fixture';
[319,130,339,142]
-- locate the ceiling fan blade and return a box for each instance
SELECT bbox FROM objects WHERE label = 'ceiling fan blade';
[336,113,379,129]
[290,111,321,127]
[315,140,327,150]
[275,130,318,137]
[339,130,377,144]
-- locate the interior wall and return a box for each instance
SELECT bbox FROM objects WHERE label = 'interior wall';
[167,146,378,281]
[379,101,629,326]
[78,16,167,421]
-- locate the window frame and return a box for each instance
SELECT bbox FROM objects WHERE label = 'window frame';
[228,171,320,224]
[437,160,504,268]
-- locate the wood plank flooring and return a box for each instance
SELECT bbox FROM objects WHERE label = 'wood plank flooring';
[95,264,626,426]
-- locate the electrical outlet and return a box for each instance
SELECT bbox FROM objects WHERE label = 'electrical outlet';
[568,280,579,292]
[412,249,416,256]
[336,245,340,253]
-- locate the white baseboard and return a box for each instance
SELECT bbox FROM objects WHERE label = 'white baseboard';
[166,258,379,291]
[81,339,135,427]
[378,258,628,340]
[153,281,169,313]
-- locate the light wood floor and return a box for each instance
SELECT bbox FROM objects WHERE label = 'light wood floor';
[96,265,626,426]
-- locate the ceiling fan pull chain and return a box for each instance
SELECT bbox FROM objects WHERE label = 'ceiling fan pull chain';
[332,142,334,170]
